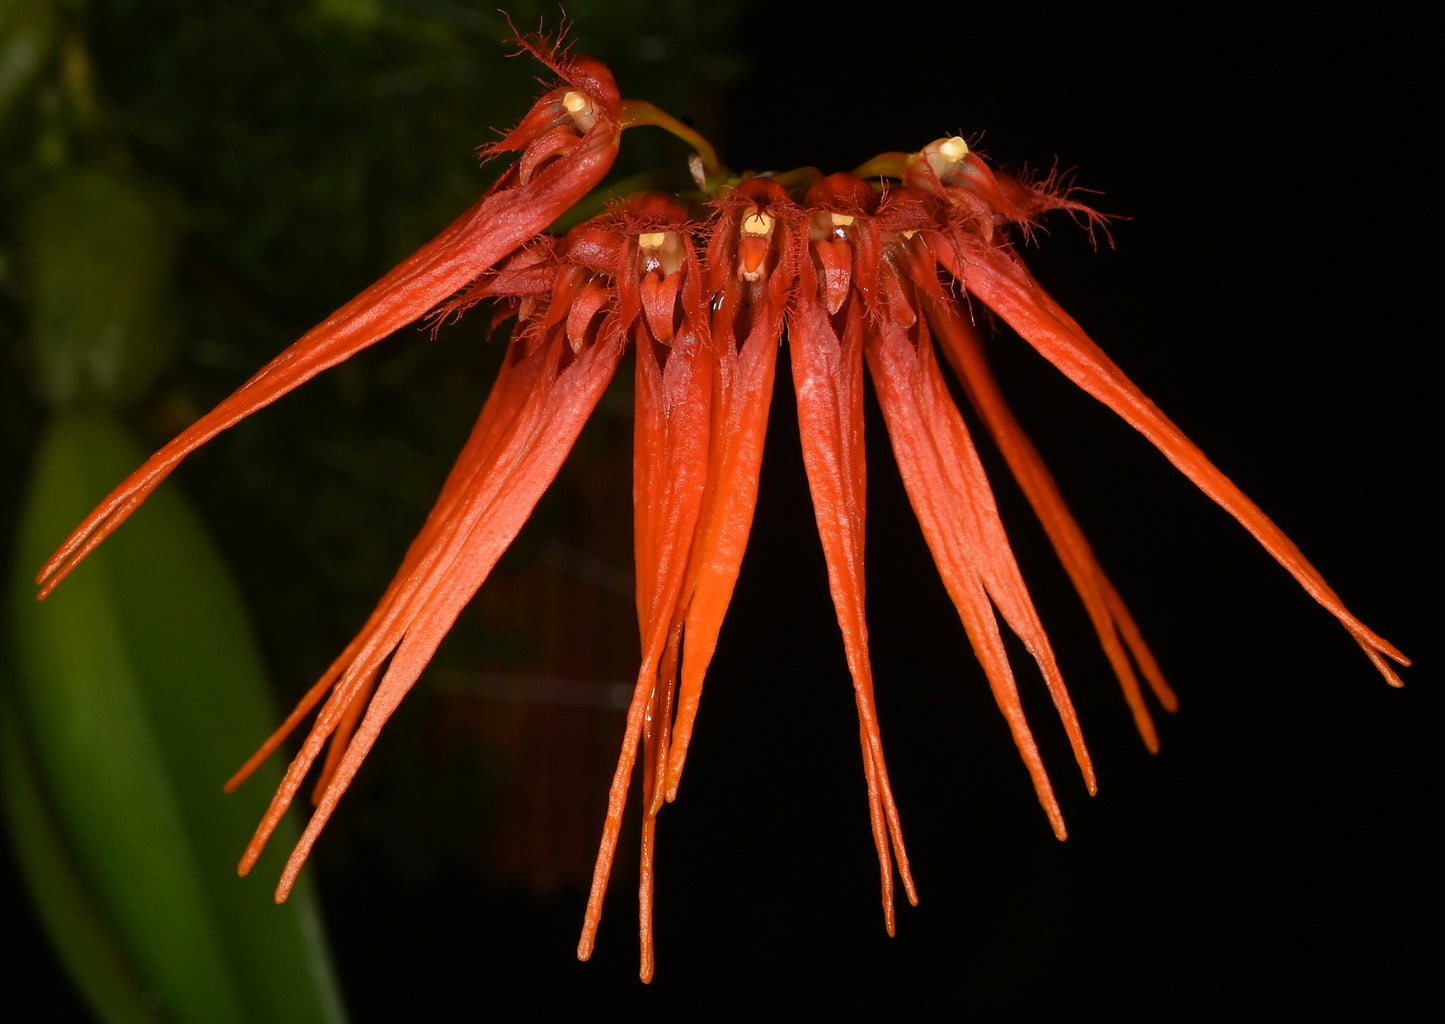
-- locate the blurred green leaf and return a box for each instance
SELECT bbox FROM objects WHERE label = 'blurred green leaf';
[20,169,176,409]
[0,0,57,131]
[0,691,162,1024]
[7,411,347,1024]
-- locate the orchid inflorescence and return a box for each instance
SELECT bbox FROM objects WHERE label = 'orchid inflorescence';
[36,30,1407,982]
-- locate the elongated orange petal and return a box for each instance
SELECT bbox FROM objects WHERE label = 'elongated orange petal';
[235,340,559,876]
[790,276,916,930]
[224,300,569,798]
[658,298,780,802]
[662,180,797,800]
[948,238,1408,685]
[562,203,713,979]
[912,313,1094,794]
[37,62,622,599]
[580,319,712,981]
[926,295,1178,750]
[866,305,1094,838]
[236,321,626,896]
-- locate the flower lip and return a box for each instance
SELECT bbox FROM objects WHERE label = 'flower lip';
[805,172,877,247]
[635,231,686,277]
[564,193,694,279]
[713,178,798,285]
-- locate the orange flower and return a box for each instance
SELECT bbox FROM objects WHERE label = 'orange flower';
[36,38,1407,983]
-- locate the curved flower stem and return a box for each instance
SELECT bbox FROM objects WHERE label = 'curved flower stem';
[763,166,823,195]
[852,151,910,181]
[619,100,726,191]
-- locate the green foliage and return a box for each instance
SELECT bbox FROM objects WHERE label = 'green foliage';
[0,0,57,131]
[21,168,175,408]
[7,413,347,1024]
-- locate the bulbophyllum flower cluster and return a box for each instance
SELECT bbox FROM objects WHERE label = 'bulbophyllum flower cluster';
[37,31,1406,982]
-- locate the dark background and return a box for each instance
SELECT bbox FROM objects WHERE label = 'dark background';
[4,2,1436,1019]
